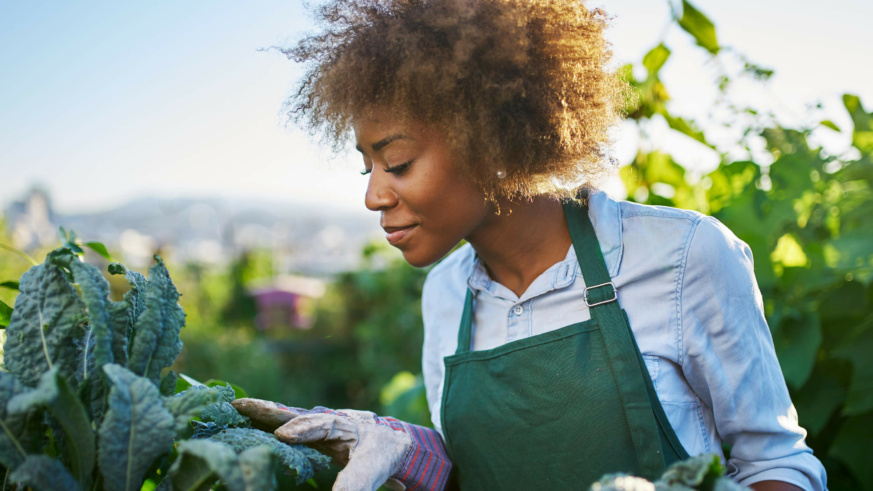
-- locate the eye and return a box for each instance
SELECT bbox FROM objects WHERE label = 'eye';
[385,160,413,175]
[360,168,372,176]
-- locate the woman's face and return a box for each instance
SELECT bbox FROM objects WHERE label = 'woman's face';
[354,113,492,267]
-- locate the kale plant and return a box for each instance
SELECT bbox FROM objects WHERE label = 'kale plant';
[590,454,750,491]
[0,245,328,490]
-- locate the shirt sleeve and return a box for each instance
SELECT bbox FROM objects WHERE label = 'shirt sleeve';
[679,216,827,490]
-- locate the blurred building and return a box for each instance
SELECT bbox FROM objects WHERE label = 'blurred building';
[6,186,57,250]
[247,275,327,330]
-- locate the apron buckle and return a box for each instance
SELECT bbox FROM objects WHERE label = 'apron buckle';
[583,282,617,307]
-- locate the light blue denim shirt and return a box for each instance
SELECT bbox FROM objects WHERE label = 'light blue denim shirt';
[421,190,827,490]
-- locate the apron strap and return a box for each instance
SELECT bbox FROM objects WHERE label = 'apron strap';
[455,288,475,355]
[563,198,665,476]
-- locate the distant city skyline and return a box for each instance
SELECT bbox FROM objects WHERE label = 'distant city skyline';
[2,0,871,214]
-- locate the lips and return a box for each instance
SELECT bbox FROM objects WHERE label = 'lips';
[383,224,417,246]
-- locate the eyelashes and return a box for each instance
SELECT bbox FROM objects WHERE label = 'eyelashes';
[385,160,413,175]
[360,160,414,176]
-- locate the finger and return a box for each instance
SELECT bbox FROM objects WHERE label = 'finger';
[231,398,298,432]
[274,413,357,445]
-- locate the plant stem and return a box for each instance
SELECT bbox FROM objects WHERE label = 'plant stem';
[0,243,37,266]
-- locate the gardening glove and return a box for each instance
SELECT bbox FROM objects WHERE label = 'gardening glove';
[232,398,451,491]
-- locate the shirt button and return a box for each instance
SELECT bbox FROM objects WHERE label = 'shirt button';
[513,305,524,316]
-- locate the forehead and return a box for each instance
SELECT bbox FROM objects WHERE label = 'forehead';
[353,111,430,150]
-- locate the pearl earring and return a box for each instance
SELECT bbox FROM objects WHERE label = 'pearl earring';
[496,170,506,179]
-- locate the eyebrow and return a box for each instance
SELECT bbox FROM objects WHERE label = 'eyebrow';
[355,134,409,153]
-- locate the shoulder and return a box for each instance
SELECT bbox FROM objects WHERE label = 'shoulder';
[608,195,749,266]
[615,196,706,224]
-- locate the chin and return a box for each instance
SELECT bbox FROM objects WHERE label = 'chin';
[401,250,440,268]
[399,243,457,268]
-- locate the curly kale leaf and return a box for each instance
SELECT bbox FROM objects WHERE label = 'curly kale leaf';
[160,370,178,397]
[0,371,45,470]
[70,260,137,424]
[7,368,95,489]
[209,427,329,484]
[589,454,750,491]
[70,260,116,370]
[127,257,184,388]
[654,454,747,491]
[3,259,88,389]
[109,262,149,365]
[164,384,246,436]
[98,364,175,491]
[191,421,227,440]
[168,439,280,491]
[9,454,83,491]
[200,401,250,428]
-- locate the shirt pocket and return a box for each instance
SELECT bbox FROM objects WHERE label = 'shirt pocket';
[643,355,714,455]
[644,355,698,403]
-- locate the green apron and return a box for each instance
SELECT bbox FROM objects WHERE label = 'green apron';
[440,199,690,489]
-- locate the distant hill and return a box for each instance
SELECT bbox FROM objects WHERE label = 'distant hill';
[6,190,382,275]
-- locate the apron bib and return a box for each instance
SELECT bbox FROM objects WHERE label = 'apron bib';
[440,200,689,489]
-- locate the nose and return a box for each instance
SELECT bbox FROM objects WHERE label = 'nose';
[364,170,398,212]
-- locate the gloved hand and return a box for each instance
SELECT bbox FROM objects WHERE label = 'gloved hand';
[231,398,451,491]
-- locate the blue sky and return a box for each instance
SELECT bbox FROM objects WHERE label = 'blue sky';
[2,0,871,214]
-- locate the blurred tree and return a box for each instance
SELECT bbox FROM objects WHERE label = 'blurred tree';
[619,2,873,488]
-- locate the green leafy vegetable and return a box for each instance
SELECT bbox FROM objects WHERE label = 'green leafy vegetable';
[161,370,179,397]
[0,247,327,490]
[98,364,175,491]
[164,384,242,435]
[70,260,117,370]
[9,454,84,491]
[59,227,85,256]
[590,454,747,491]
[0,372,44,469]
[210,428,330,484]
[127,257,185,387]
[4,260,88,388]
[8,368,95,488]
[169,439,239,491]
[169,440,282,491]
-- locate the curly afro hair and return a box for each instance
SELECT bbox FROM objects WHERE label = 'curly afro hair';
[286,0,628,200]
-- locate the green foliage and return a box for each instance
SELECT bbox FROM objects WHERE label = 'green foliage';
[99,364,175,491]
[8,368,95,488]
[676,1,719,55]
[0,301,11,329]
[9,454,83,491]
[591,454,746,491]
[0,372,43,469]
[0,242,329,490]
[3,255,89,389]
[622,3,873,487]
[209,428,329,484]
[164,384,247,436]
[128,257,185,387]
[169,439,277,491]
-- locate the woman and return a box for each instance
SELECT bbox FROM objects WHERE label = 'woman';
[234,0,826,489]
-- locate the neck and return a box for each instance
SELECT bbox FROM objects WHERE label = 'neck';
[467,196,572,297]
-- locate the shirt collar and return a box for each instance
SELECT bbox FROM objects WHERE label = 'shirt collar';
[466,189,624,295]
